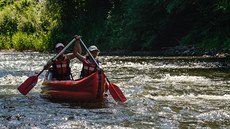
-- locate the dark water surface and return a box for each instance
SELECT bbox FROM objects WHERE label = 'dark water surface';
[0,52,230,129]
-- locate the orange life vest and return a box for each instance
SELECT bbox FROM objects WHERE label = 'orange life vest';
[52,56,71,80]
[81,56,98,78]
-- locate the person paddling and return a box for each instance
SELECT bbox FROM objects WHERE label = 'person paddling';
[73,36,101,78]
[44,37,82,80]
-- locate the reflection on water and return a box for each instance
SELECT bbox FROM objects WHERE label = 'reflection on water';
[0,52,230,128]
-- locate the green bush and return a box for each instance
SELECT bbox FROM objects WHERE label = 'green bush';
[0,35,12,49]
[0,8,18,36]
[11,31,50,51]
[33,32,49,51]
[12,32,32,50]
[0,0,60,51]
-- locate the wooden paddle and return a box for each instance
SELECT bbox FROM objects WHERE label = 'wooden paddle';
[17,38,76,95]
[79,39,127,103]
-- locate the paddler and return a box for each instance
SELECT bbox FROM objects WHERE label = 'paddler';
[44,36,82,80]
[73,36,101,78]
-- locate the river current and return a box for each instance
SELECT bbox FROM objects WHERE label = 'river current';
[0,52,230,129]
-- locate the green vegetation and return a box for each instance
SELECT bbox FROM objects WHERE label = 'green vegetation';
[0,0,60,51]
[0,0,229,53]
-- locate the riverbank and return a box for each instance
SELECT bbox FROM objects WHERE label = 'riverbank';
[102,45,230,57]
[1,45,230,57]
[159,45,230,57]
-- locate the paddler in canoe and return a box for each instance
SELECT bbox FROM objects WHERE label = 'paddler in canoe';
[17,35,126,103]
[73,36,101,78]
[44,36,82,80]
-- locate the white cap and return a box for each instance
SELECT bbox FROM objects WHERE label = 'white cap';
[88,45,100,52]
[55,43,64,49]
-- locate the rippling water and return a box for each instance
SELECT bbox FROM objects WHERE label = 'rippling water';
[0,52,230,128]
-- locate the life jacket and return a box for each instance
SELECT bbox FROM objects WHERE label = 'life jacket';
[52,56,71,80]
[80,56,98,78]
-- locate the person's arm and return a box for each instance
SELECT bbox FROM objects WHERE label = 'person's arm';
[73,35,85,62]
[66,53,75,60]
[74,35,82,55]
[44,60,53,70]
[66,35,83,60]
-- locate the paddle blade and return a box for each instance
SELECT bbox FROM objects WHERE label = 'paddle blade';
[109,83,127,103]
[17,76,38,95]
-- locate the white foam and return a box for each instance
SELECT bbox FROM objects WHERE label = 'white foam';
[152,94,230,101]
[196,110,230,121]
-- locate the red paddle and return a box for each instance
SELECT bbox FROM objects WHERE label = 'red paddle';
[106,77,127,103]
[80,39,127,103]
[17,70,44,95]
[17,38,76,95]
[110,83,127,102]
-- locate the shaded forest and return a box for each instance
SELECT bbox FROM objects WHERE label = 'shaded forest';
[0,0,230,54]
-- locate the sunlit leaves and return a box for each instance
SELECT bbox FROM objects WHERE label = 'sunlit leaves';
[0,0,59,51]
[215,0,228,12]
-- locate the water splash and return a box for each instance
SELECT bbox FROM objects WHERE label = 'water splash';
[1,52,230,128]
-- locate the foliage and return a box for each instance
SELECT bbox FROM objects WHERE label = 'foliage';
[0,0,230,52]
[0,0,60,51]
[224,38,230,49]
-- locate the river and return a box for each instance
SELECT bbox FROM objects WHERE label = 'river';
[0,52,230,129]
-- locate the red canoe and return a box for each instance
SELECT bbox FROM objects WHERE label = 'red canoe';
[40,70,108,103]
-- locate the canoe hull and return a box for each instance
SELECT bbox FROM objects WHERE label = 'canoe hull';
[41,70,108,103]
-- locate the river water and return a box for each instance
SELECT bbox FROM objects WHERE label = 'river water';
[0,52,230,129]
